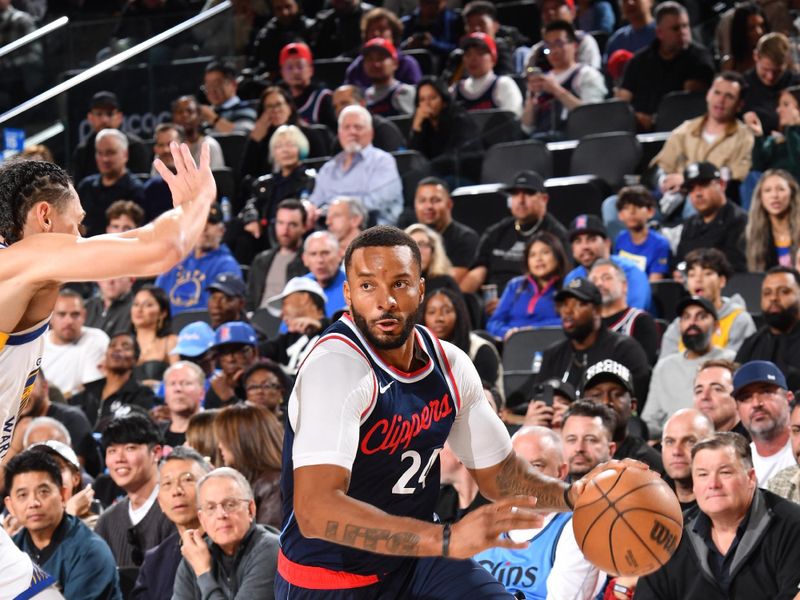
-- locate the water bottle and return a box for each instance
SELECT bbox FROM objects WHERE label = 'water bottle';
[220,196,232,223]
[531,351,543,375]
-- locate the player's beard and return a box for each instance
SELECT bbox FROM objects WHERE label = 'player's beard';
[351,306,417,350]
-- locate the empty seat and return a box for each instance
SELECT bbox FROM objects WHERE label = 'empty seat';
[496,0,541,43]
[210,132,248,175]
[404,48,438,75]
[451,184,509,235]
[481,139,553,184]
[212,167,236,203]
[302,155,331,171]
[723,272,765,314]
[654,91,707,132]
[650,280,688,320]
[569,132,642,190]
[469,109,524,148]
[312,58,351,89]
[392,149,432,208]
[502,327,564,371]
[387,114,413,139]
[544,175,607,225]
[251,308,282,339]
[171,309,211,334]
[565,99,636,139]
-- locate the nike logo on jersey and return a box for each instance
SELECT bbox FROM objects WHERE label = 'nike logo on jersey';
[379,381,394,394]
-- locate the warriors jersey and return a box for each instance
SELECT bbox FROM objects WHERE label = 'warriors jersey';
[0,527,59,600]
[279,314,511,588]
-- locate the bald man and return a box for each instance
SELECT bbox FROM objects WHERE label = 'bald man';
[661,408,714,511]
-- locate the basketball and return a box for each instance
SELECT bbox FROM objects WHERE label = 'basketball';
[572,467,683,577]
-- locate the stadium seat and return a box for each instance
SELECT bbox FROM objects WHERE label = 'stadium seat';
[470,109,524,148]
[544,175,607,225]
[481,139,554,183]
[723,272,765,315]
[588,30,610,54]
[564,99,636,139]
[404,48,438,75]
[654,91,706,132]
[252,308,282,340]
[303,155,331,171]
[502,327,564,371]
[504,370,536,408]
[212,167,236,203]
[386,114,413,140]
[171,309,211,334]
[496,0,541,43]
[451,184,509,235]
[312,58,351,89]
[650,280,688,320]
[569,132,642,190]
[303,123,333,157]
[210,132,248,175]
[392,149,431,208]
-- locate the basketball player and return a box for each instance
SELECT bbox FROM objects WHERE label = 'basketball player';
[0,143,215,600]
[276,227,637,598]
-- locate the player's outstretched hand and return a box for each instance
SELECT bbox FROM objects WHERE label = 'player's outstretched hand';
[568,458,650,509]
[447,496,543,559]
[155,141,216,209]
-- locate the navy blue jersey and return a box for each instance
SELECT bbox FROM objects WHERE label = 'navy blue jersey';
[454,74,499,111]
[279,315,463,585]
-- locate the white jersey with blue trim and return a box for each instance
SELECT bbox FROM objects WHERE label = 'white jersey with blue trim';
[0,527,61,600]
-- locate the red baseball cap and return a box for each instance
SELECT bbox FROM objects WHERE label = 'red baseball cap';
[362,37,398,60]
[461,32,497,62]
[279,42,313,67]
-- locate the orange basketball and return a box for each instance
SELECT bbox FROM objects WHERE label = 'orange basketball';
[572,467,683,577]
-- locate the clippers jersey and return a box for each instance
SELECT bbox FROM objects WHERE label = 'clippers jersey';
[280,315,466,583]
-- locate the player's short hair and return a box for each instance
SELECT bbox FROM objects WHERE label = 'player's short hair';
[106,199,145,227]
[766,265,800,287]
[0,159,73,244]
[691,431,753,470]
[562,400,617,440]
[616,185,656,211]
[696,358,739,378]
[344,226,423,276]
[102,413,163,450]
[276,198,307,223]
[416,176,450,195]
[96,128,129,152]
[4,448,63,493]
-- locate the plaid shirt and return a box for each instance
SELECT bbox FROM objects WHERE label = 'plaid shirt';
[0,7,40,69]
[767,464,800,505]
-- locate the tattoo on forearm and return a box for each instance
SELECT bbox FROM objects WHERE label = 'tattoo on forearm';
[324,521,421,554]
[495,455,566,509]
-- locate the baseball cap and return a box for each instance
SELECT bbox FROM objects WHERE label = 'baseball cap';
[207,273,246,298]
[89,91,119,110]
[461,32,497,62]
[503,170,546,194]
[266,277,328,317]
[568,214,607,242]
[607,49,633,80]
[171,321,215,357]
[29,440,81,471]
[732,360,788,399]
[675,295,718,321]
[207,202,222,224]
[582,359,634,397]
[682,161,721,191]
[212,321,258,349]
[362,37,398,60]
[280,42,313,66]
[554,277,602,305]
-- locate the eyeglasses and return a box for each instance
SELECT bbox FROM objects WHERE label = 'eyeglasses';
[246,382,283,392]
[200,497,250,516]
[160,472,197,492]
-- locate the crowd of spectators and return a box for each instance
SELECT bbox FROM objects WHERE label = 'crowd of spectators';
[6,0,800,598]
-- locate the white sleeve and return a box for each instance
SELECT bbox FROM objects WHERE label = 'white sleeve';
[493,76,524,118]
[546,519,605,600]
[444,342,512,470]
[576,67,608,103]
[289,339,376,470]
[578,34,601,69]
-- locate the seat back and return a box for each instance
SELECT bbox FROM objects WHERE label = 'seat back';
[544,175,607,225]
[723,272,765,315]
[565,99,636,139]
[654,91,707,132]
[210,132,248,176]
[502,327,565,371]
[470,109,524,148]
[481,139,553,183]
[650,280,688,320]
[251,308,282,339]
[451,184,509,235]
[569,132,642,190]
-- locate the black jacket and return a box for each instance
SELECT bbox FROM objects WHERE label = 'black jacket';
[675,201,747,272]
[246,248,308,312]
[70,376,156,431]
[735,323,800,391]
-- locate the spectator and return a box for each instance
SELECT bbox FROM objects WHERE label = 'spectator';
[69,331,156,432]
[473,426,604,599]
[197,0,271,57]
[171,95,226,169]
[185,410,221,467]
[400,0,462,57]
[345,7,422,90]
[636,432,800,599]
[0,0,41,112]
[421,287,502,397]
[644,296,736,439]
[213,405,283,528]
[308,105,403,224]
[301,231,347,318]
[141,122,184,222]
[71,91,149,184]
[405,224,460,294]
[313,0,376,59]
[199,61,257,135]
[331,84,407,152]
[575,0,614,33]
[580,359,664,471]
[326,195,367,253]
[42,289,109,398]
[206,321,260,409]
[742,33,800,137]
[105,198,144,233]
[155,203,243,314]
[560,400,617,481]
[361,38,416,117]
[674,162,749,273]
[131,447,212,600]
[413,177,479,283]
[719,2,767,73]
[170,322,217,382]
[612,185,671,281]
[4,450,121,600]
[408,77,481,180]
[661,408,715,510]
[77,128,146,238]
[160,362,205,448]
[95,414,173,568]
[451,32,523,117]
[250,0,315,75]
[205,273,247,330]
[615,1,715,131]
[588,259,659,365]
[661,248,756,356]
[487,232,567,340]
[537,278,651,398]
[521,20,607,138]
[604,0,655,62]
[747,95,800,183]
[564,214,651,310]
[766,399,800,503]
[85,276,135,336]
[732,360,796,486]
[172,468,279,599]
[279,42,337,129]
[247,199,309,312]
[736,267,800,390]
[130,285,178,387]
[241,360,291,417]
[457,0,524,76]
[461,170,569,301]
[694,359,751,439]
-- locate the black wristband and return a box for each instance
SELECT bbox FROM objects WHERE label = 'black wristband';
[442,523,451,558]
[563,484,574,510]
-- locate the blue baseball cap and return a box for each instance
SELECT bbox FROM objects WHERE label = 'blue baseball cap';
[207,272,246,298]
[732,360,788,399]
[171,321,215,357]
[212,321,257,349]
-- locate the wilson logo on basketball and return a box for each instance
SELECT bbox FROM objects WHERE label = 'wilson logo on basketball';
[360,394,454,455]
[650,520,677,553]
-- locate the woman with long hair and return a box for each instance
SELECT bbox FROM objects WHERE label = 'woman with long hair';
[185,409,220,467]
[486,232,568,340]
[746,169,800,271]
[405,223,459,294]
[213,403,284,528]
[130,285,177,388]
[720,3,767,73]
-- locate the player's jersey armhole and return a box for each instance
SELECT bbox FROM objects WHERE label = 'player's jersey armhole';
[426,330,462,413]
